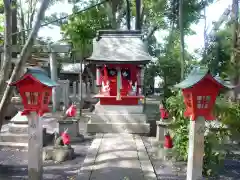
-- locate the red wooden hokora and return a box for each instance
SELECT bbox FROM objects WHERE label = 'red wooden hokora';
[87,30,152,105]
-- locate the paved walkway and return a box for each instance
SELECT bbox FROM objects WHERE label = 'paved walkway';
[77,133,157,180]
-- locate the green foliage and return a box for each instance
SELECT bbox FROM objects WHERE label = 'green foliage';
[61,0,111,52]
[202,26,231,77]
[165,0,214,30]
[155,31,198,99]
[166,91,227,177]
[215,97,240,135]
[166,91,189,160]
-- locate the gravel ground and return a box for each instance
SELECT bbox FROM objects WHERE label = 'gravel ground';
[142,136,240,180]
[0,135,93,180]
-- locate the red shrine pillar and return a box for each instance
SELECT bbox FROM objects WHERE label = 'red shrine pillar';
[137,65,144,95]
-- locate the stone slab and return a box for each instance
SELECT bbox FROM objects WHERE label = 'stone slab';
[76,134,103,180]
[135,135,157,180]
[94,102,144,114]
[87,121,150,134]
[86,134,147,180]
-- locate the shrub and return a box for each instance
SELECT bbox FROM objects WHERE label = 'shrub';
[166,91,227,176]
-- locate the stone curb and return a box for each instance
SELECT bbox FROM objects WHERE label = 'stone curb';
[135,135,157,180]
[76,133,103,180]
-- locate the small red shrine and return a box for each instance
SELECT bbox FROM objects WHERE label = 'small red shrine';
[88,30,151,105]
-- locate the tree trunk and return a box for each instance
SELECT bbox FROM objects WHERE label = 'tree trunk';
[203,4,207,61]
[19,5,26,44]
[0,0,12,97]
[230,0,239,100]
[125,0,131,30]
[135,0,142,30]
[12,0,17,59]
[0,0,50,130]
[179,0,185,80]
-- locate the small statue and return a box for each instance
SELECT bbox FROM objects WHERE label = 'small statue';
[43,129,74,162]
[54,129,71,148]
[65,104,77,117]
[102,81,110,95]
[128,81,137,96]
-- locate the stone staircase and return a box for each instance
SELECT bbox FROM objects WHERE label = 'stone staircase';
[87,103,150,134]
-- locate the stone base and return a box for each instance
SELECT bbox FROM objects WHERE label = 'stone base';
[87,104,149,134]
[43,146,74,162]
[8,123,28,133]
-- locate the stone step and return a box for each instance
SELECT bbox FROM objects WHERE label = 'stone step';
[0,141,28,148]
[0,132,29,143]
[94,103,144,114]
[87,121,150,134]
[90,113,147,123]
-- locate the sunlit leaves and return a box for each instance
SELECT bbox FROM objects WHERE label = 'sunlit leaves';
[61,0,111,51]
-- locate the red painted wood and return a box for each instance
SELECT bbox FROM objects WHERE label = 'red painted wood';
[182,74,223,121]
[11,74,52,116]
[100,97,139,105]
[98,64,140,105]
[95,95,144,105]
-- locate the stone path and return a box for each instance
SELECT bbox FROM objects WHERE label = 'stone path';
[77,133,157,180]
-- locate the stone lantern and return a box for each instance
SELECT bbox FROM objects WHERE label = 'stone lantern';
[174,67,233,180]
[10,67,57,116]
[10,67,57,180]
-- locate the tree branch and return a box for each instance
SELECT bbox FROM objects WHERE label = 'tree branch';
[0,0,50,130]
[145,25,158,40]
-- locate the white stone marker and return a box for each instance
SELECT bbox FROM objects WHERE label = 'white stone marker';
[186,116,205,180]
[49,50,60,112]
[27,112,43,180]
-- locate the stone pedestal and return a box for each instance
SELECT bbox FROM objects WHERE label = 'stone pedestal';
[87,102,149,134]
[0,111,48,147]
[187,116,205,180]
[78,115,90,135]
[27,112,43,180]
[156,120,172,142]
[58,118,84,142]
[58,118,78,136]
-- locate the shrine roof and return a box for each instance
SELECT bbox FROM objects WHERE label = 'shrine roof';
[10,67,58,87]
[87,30,152,64]
[174,67,234,89]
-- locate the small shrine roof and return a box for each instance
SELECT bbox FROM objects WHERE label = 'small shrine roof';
[11,67,58,87]
[174,67,234,89]
[87,30,152,64]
